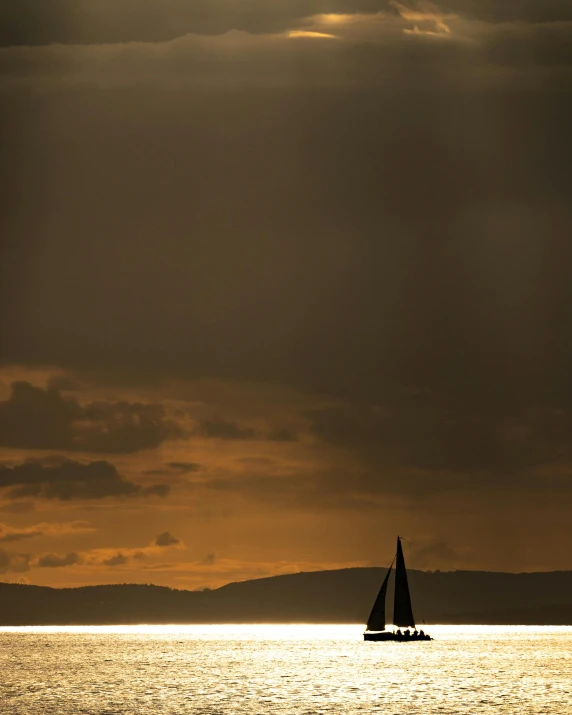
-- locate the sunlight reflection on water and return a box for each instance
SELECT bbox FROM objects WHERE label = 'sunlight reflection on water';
[1,625,570,714]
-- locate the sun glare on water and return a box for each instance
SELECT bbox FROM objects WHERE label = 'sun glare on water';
[2,625,571,713]
[1,623,362,639]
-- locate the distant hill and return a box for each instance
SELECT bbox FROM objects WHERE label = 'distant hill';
[1,568,571,625]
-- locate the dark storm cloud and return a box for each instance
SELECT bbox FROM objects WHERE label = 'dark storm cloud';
[0,0,571,533]
[203,397,572,505]
[206,456,572,511]
[438,0,572,23]
[484,21,572,68]
[1,80,571,431]
[47,375,81,391]
[306,400,572,475]
[0,0,370,46]
[0,1,396,46]
[0,37,478,97]
[154,531,181,547]
[3,1,572,48]
[306,402,503,472]
[2,82,572,411]
[267,428,298,442]
[0,381,183,454]
[0,458,169,501]
[198,419,256,440]
[37,552,81,568]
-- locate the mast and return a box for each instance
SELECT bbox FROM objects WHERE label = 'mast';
[393,536,415,628]
[366,559,394,632]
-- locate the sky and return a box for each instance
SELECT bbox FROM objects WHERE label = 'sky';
[1,1,572,589]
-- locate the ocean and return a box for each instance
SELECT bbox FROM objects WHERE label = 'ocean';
[1,625,570,714]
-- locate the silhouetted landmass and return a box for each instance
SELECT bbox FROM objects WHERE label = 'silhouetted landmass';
[1,568,571,625]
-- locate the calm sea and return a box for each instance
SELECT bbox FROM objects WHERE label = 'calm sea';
[0,625,570,714]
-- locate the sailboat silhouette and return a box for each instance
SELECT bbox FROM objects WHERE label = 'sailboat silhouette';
[364,536,433,642]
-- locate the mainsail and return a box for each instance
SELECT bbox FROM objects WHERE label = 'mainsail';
[366,560,394,632]
[393,536,415,628]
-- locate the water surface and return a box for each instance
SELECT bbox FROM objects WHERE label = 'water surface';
[1,625,570,714]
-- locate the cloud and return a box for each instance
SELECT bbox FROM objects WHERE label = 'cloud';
[166,462,201,473]
[2,1,572,48]
[436,1,572,24]
[1,3,572,99]
[145,462,201,476]
[0,381,183,454]
[306,401,506,472]
[28,542,169,570]
[0,501,36,514]
[302,399,572,499]
[305,400,557,473]
[0,548,31,574]
[0,520,94,543]
[198,418,256,440]
[154,531,181,547]
[2,57,571,406]
[197,397,572,509]
[102,553,129,566]
[143,484,170,497]
[0,0,571,561]
[29,546,149,570]
[1,20,571,100]
[203,467,390,511]
[483,21,572,69]
[36,552,82,568]
[47,375,81,391]
[0,1,387,47]
[287,31,337,39]
[267,428,298,442]
[0,458,169,501]
[390,1,453,35]
[409,539,473,569]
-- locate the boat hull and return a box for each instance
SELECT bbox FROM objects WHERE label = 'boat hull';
[364,631,433,642]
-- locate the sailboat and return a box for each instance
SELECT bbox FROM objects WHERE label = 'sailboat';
[364,536,432,642]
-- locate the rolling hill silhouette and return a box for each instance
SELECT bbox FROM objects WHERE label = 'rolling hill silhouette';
[1,568,571,625]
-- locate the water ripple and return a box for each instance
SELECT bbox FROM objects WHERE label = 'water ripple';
[0,625,570,714]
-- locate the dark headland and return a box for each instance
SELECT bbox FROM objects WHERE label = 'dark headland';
[1,568,571,626]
